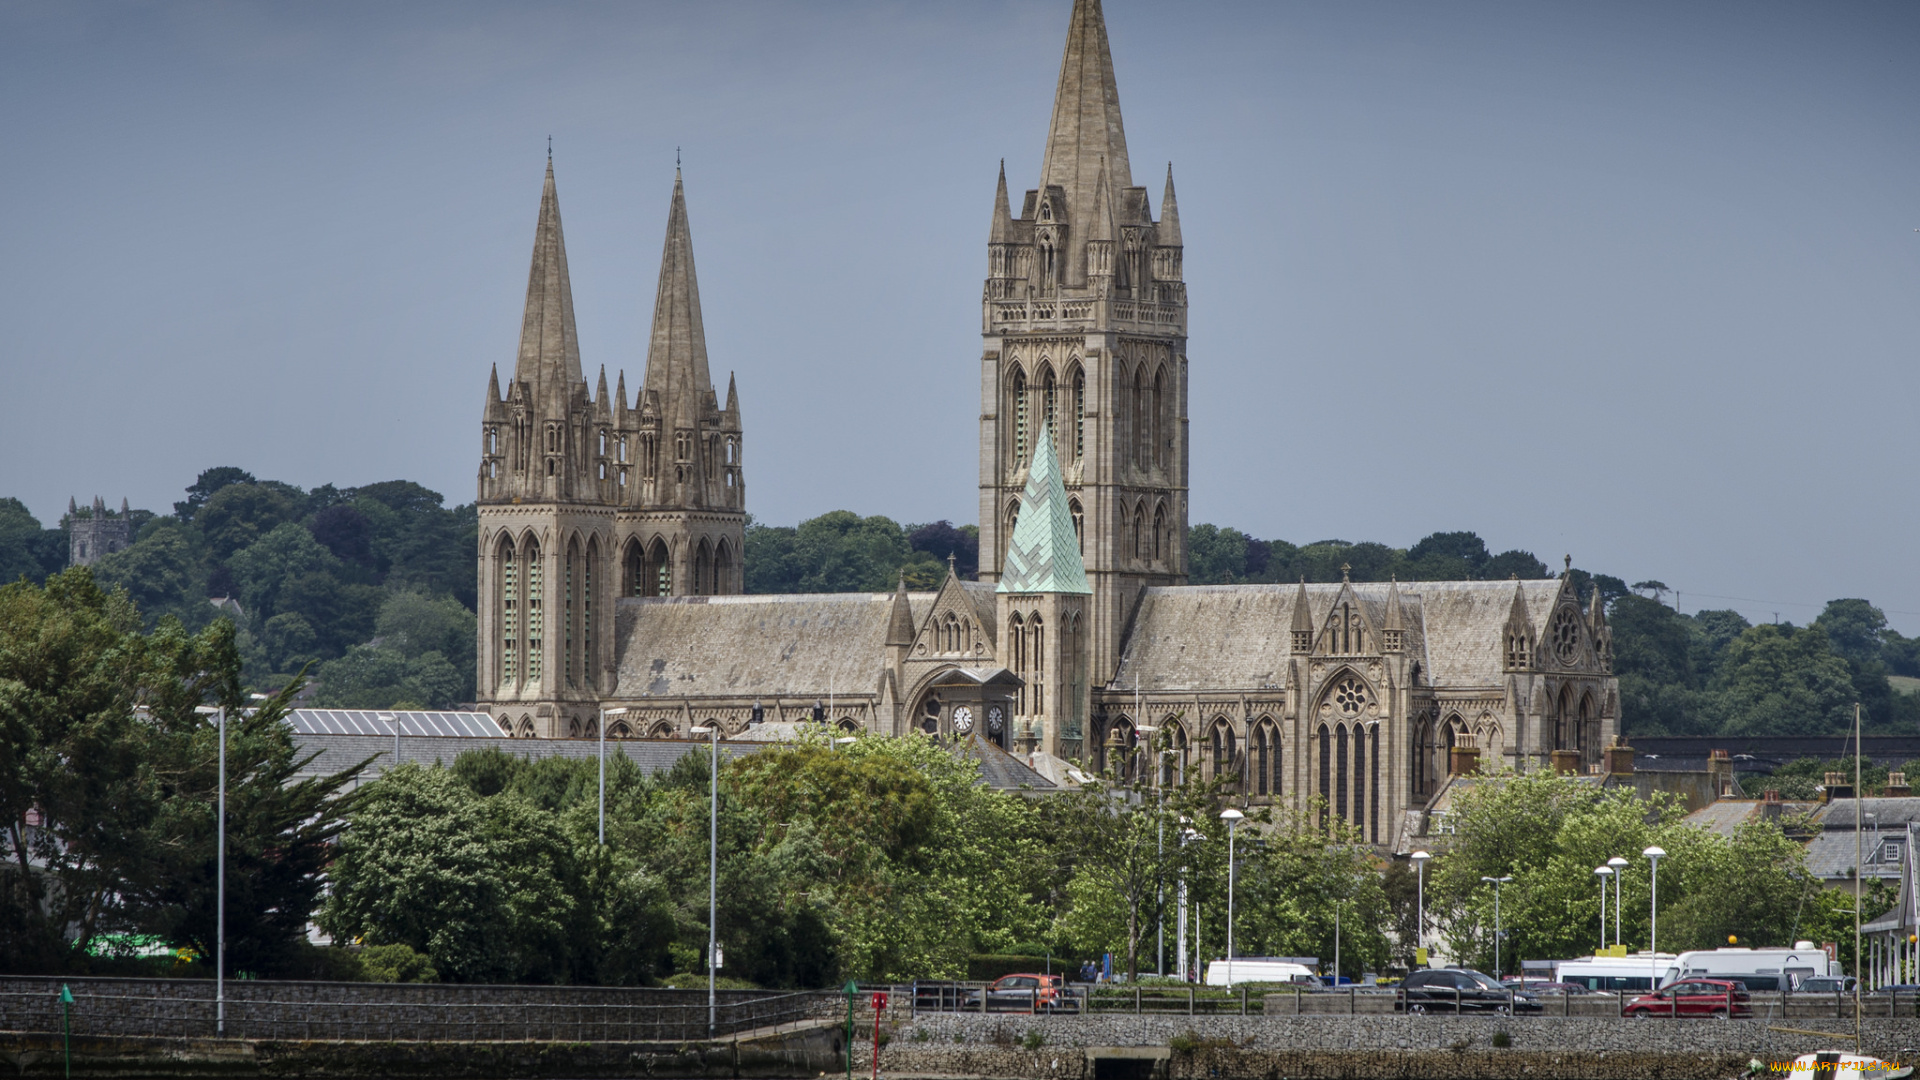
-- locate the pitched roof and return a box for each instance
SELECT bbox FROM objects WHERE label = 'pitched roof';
[1113,579,1565,691]
[998,429,1091,594]
[611,592,937,699]
[511,159,585,401]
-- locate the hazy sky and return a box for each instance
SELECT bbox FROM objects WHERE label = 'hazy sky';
[3,2,1916,629]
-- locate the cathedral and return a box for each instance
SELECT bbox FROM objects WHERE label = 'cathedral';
[474,0,1619,844]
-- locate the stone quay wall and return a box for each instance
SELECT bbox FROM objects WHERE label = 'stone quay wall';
[874,1012,1920,1080]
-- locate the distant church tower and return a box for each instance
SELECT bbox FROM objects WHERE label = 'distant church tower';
[477,160,744,738]
[68,496,131,567]
[979,0,1187,715]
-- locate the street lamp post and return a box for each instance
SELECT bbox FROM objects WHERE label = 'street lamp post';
[193,705,227,1037]
[599,707,630,845]
[1594,866,1614,951]
[1607,856,1628,946]
[1644,846,1667,990]
[379,711,399,772]
[690,724,721,1037]
[1411,851,1431,966]
[1177,823,1201,980]
[1220,808,1244,985]
[1480,876,1513,979]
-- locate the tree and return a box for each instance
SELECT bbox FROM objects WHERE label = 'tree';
[1709,624,1856,736]
[0,498,66,585]
[907,520,979,579]
[0,569,362,975]
[174,467,256,521]
[227,522,341,621]
[1188,524,1251,584]
[88,520,207,630]
[197,482,303,561]
[321,764,586,983]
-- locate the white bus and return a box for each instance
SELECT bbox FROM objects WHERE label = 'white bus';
[1554,953,1677,993]
[1659,944,1840,991]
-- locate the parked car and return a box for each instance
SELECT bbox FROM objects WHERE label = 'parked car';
[1400,969,1541,1014]
[1624,978,1751,1018]
[1794,976,1857,995]
[962,974,1075,1013]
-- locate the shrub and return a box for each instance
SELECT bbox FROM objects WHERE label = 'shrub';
[1491,1029,1512,1049]
[1021,1029,1046,1051]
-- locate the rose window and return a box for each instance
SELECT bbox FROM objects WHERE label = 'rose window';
[1552,608,1581,664]
[1332,677,1368,716]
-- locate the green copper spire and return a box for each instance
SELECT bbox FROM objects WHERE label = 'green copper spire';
[998,428,1091,595]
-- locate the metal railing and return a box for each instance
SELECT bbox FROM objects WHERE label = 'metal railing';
[0,978,825,1042]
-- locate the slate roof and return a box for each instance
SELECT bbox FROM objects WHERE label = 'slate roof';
[1113,579,1562,691]
[289,732,760,790]
[959,730,1058,793]
[612,591,937,700]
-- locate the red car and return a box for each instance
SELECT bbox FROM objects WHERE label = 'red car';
[963,974,1075,1013]
[1624,978,1751,1018]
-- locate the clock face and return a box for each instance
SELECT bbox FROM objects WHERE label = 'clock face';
[987,706,1004,734]
[952,706,974,734]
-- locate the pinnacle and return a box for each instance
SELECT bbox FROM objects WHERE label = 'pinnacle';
[989,160,1014,244]
[1159,162,1182,246]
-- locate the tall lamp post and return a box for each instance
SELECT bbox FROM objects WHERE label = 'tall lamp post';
[1220,808,1244,984]
[1480,876,1513,979]
[1607,856,1627,946]
[690,724,721,1037]
[192,705,228,1037]
[1594,866,1614,951]
[599,707,629,845]
[1177,822,1202,980]
[1411,851,1431,966]
[379,711,399,772]
[1643,846,1667,990]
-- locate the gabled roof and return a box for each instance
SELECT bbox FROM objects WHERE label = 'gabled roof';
[1113,579,1567,691]
[999,429,1091,595]
[611,591,936,699]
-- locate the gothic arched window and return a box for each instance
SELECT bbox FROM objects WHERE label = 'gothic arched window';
[1151,365,1167,469]
[1069,499,1084,554]
[715,539,733,595]
[1029,614,1045,714]
[1010,367,1028,469]
[582,538,597,690]
[1072,367,1086,459]
[1009,612,1027,714]
[1133,506,1146,560]
[693,539,712,597]
[647,538,672,598]
[1131,367,1146,469]
[1211,719,1236,784]
[1253,718,1279,797]
[498,536,518,687]
[1152,503,1167,562]
[1041,366,1057,449]
[564,538,579,687]
[523,538,543,682]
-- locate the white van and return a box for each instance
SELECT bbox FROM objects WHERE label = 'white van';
[1204,959,1316,987]
[1554,953,1677,993]
[1660,944,1841,991]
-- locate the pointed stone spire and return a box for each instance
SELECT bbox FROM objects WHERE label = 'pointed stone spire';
[1290,577,1315,652]
[595,365,611,409]
[119,498,129,516]
[93,495,105,515]
[614,369,628,413]
[1039,0,1132,279]
[1384,575,1404,630]
[886,573,916,647]
[642,169,717,436]
[1159,163,1182,246]
[485,363,503,411]
[989,160,1014,244]
[724,371,739,415]
[511,159,585,403]
[998,428,1091,594]
[68,496,77,517]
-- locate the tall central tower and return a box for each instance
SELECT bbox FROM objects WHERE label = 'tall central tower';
[979,0,1187,708]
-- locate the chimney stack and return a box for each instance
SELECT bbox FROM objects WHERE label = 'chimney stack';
[1449,731,1480,777]
[1887,772,1911,798]
[1605,737,1635,777]
[1824,772,1853,803]
[1708,749,1734,798]
[1550,749,1581,776]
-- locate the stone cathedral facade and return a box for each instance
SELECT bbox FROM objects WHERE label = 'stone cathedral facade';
[473,0,1619,845]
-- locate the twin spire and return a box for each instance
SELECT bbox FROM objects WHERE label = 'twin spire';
[497,159,719,422]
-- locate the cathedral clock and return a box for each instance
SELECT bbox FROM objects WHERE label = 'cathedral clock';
[952,706,974,734]
[987,706,1004,736]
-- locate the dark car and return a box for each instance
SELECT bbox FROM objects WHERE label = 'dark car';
[1504,980,1598,996]
[1794,976,1857,995]
[1401,969,1542,1014]
[962,974,1076,1013]
[1624,978,1752,1018]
